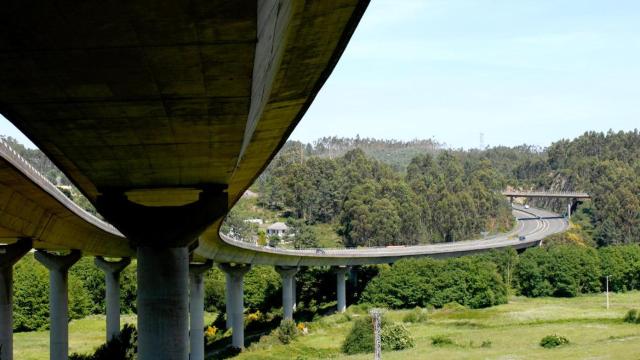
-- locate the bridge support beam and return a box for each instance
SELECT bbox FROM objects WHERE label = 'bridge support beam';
[95,257,130,341]
[189,260,212,359]
[95,186,228,360]
[275,266,298,321]
[218,263,251,349]
[334,266,350,313]
[35,250,81,360]
[0,239,31,360]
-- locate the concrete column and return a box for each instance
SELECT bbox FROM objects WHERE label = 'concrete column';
[94,257,130,341]
[137,246,189,360]
[275,266,298,321]
[35,250,81,360]
[224,271,232,329]
[567,199,573,218]
[0,239,32,360]
[292,277,297,312]
[218,263,251,349]
[334,266,350,313]
[189,260,213,360]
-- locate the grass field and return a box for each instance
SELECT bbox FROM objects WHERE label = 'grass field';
[13,313,216,360]
[13,293,640,359]
[237,292,640,360]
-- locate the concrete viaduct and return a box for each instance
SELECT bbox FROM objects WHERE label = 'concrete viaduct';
[0,2,567,359]
[502,190,591,218]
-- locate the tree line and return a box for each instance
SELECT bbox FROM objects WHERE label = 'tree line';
[256,146,513,247]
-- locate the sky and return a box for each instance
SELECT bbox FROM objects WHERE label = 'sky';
[1,0,639,149]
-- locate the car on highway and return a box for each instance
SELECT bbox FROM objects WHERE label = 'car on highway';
[519,235,526,241]
[524,204,530,209]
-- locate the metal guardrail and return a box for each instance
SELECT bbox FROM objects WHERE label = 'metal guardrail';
[0,139,123,237]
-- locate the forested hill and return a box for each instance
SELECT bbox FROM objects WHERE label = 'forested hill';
[283,136,444,172]
[3,130,639,248]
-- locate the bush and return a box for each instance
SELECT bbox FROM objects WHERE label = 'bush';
[403,307,428,323]
[599,245,640,292]
[277,319,298,344]
[515,245,601,298]
[431,334,454,346]
[381,323,414,351]
[623,309,639,323]
[360,257,507,309]
[342,315,414,354]
[70,324,137,360]
[540,334,569,348]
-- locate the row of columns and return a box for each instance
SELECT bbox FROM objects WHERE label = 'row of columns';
[0,241,352,360]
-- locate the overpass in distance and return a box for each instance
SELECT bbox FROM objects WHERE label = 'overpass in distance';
[0,1,568,359]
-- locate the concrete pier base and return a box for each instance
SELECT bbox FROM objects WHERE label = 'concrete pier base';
[137,246,189,360]
[189,260,213,360]
[275,266,299,321]
[95,257,130,341]
[0,239,32,360]
[218,263,251,349]
[35,250,81,360]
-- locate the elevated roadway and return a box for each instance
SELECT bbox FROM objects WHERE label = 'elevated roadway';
[0,139,566,264]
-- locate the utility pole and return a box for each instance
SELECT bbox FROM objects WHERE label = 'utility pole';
[370,309,382,360]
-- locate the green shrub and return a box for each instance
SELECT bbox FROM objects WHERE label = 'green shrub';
[540,334,569,348]
[515,245,601,298]
[69,324,137,360]
[623,309,639,323]
[360,257,507,309]
[342,315,414,354]
[381,322,414,351]
[431,334,454,346]
[481,340,492,348]
[277,320,298,345]
[599,245,640,292]
[403,307,428,323]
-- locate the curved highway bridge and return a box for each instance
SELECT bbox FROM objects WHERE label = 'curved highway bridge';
[0,2,567,359]
[0,137,568,355]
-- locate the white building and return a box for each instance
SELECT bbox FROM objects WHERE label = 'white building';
[266,222,288,237]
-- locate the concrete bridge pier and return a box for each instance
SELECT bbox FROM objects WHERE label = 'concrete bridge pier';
[334,266,350,313]
[189,260,213,359]
[35,250,81,360]
[95,186,228,360]
[218,263,251,349]
[0,239,32,360]
[275,266,299,321]
[95,257,130,341]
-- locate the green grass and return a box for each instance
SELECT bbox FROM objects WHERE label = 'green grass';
[236,292,640,360]
[14,313,217,360]
[15,294,640,359]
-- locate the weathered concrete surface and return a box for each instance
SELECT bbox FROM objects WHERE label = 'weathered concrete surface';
[189,260,213,360]
[95,257,130,341]
[0,239,31,360]
[35,250,81,360]
[218,263,251,349]
[275,266,298,320]
[0,141,129,255]
[137,246,189,360]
